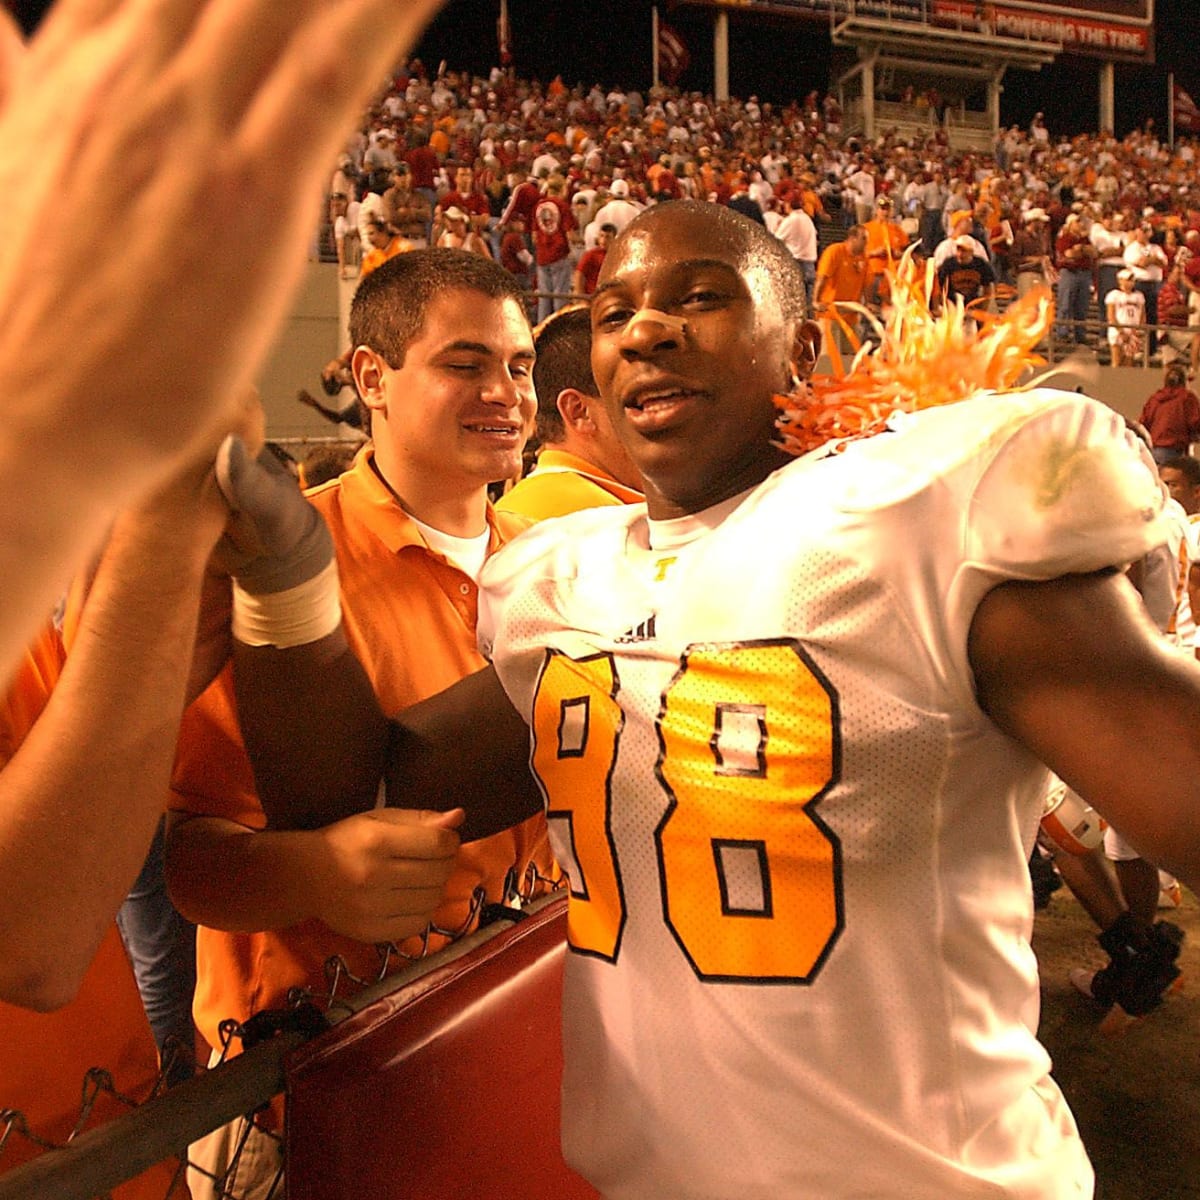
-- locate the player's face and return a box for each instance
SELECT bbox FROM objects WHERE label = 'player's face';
[1159,466,1200,514]
[590,208,800,519]
[366,289,535,500]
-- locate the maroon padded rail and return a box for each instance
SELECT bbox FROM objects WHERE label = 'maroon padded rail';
[285,896,598,1199]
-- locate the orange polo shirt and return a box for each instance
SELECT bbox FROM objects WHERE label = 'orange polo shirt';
[496,449,644,522]
[0,619,176,1197]
[171,447,560,1060]
[815,241,868,306]
[863,217,908,278]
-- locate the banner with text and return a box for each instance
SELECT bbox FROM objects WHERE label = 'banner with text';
[677,0,1151,60]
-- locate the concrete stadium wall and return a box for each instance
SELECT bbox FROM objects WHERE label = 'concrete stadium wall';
[257,262,356,444]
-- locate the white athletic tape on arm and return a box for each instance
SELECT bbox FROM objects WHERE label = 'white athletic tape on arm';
[232,559,342,648]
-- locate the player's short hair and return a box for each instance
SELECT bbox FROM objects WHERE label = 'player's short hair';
[531,306,597,445]
[1161,454,1200,487]
[617,200,806,323]
[350,248,526,368]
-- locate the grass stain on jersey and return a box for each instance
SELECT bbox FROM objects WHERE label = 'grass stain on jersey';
[1032,439,1091,510]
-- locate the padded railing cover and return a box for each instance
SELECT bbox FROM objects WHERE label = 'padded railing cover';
[285,895,598,1199]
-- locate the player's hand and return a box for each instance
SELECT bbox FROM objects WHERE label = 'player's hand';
[310,808,465,944]
[0,0,447,503]
[214,435,334,594]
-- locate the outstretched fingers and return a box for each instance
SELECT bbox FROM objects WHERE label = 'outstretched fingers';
[236,0,447,161]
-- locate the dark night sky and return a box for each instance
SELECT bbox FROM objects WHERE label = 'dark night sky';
[9,0,1195,137]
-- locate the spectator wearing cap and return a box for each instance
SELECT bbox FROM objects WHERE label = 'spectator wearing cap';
[438,164,491,238]
[863,194,908,310]
[1011,208,1052,300]
[1105,268,1146,366]
[1124,222,1169,356]
[585,178,643,247]
[570,190,597,250]
[1054,212,1097,346]
[363,128,398,174]
[935,235,995,333]
[932,212,988,270]
[435,206,492,259]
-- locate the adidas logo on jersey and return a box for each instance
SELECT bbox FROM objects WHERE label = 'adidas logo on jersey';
[616,614,657,643]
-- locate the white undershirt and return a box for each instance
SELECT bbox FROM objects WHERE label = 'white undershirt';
[410,517,491,582]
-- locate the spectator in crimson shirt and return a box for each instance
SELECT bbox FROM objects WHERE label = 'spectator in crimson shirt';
[438,164,491,237]
[573,223,615,296]
[402,128,439,240]
[532,175,577,323]
[1139,362,1200,464]
[500,216,534,288]
[1156,263,1193,369]
[499,165,543,229]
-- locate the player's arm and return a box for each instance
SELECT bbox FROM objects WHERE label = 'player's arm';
[234,633,540,842]
[0,396,255,1011]
[969,568,1200,887]
[220,441,541,840]
[164,808,461,945]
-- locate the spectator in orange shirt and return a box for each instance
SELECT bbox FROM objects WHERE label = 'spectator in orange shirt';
[498,306,642,521]
[0,390,260,1196]
[166,251,558,1199]
[863,194,909,309]
[360,219,412,278]
[814,224,869,352]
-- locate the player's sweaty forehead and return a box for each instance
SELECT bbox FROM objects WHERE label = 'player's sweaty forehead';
[601,207,782,313]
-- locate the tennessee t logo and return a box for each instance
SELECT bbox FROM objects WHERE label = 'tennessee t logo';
[653,556,678,582]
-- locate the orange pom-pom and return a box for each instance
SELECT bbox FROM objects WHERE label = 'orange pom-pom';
[776,250,1054,456]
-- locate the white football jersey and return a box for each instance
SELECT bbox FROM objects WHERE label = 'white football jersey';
[1142,497,1192,642]
[478,390,1165,1200]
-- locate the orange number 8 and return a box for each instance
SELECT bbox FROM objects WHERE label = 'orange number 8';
[531,640,842,981]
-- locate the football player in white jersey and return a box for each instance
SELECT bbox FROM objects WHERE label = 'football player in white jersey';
[228,201,1200,1199]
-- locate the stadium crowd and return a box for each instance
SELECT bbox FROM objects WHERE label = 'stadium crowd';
[329,59,1200,366]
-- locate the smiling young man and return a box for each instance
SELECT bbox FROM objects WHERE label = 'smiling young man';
[165,249,561,1198]
[230,202,1200,1199]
